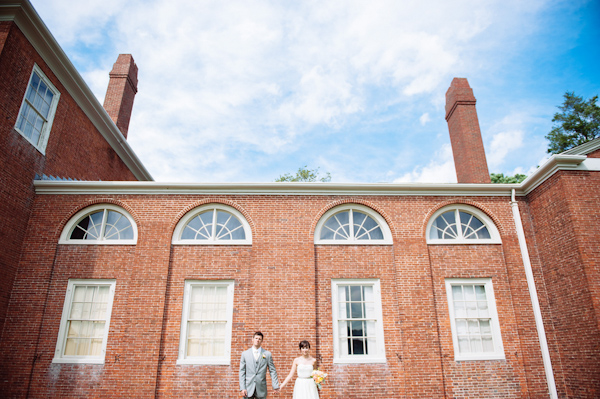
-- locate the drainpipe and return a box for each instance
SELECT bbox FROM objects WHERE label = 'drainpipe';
[510,189,558,399]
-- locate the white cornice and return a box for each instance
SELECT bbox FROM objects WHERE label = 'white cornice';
[562,137,600,156]
[0,0,152,181]
[519,154,588,195]
[33,180,520,196]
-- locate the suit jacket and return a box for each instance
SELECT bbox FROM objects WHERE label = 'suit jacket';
[239,347,279,398]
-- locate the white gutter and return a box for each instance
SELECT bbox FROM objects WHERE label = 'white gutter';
[510,189,558,399]
[34,180,521,196]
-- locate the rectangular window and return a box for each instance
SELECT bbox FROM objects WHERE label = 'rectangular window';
[177,280,234,365]
[53,279,116,364]
[332,279,386,363]
[445,278,505,361]
[14,64,60,153]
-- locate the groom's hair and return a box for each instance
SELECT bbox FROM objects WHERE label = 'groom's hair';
[253,331,264,339]
[299,340,310,349]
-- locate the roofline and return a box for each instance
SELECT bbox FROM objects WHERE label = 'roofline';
[0,0,153,181]
[562,137,600,156]
[34,155,599,196]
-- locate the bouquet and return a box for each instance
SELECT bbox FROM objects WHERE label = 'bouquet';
[311,369,328,390]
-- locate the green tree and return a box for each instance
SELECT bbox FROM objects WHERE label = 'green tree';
[490,173,527,184]
[275,166,331,182]
[546,92,600,154]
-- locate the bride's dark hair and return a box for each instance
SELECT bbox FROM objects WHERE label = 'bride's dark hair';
[299,340,310,349]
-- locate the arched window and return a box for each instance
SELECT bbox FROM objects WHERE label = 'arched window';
[426,205,501,244]
[315,204,392,245]
[172,204,252,245]
[59,204,137,245]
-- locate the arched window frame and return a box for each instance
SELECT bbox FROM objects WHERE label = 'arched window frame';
[59,204,138,245]
[426,204,501,245]
[172,204,252,245]
[314,204,393,245]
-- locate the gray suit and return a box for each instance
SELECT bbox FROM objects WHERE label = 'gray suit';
[239,347,279,398]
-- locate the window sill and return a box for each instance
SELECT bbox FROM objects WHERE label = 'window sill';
[176,358,231,365]
[333,357,387,364]
[454,353,506,361]
[52,357,106,364]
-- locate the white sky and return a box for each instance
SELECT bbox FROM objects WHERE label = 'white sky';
[31,0,600,183]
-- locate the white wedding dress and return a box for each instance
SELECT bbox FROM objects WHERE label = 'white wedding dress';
[293,364,320,399]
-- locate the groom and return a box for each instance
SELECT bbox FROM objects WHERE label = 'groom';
[239,331,280,398]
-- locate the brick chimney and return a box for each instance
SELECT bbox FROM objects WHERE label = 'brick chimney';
[445,78,491,183]
[103,54,138,139]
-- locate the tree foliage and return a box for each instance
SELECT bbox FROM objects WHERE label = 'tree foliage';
[275,166,331,182]
[490,173,527,184]
[546,92,600,154]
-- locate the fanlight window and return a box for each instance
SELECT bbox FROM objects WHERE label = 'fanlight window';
[172,204,252,245]
[60,205,137,245]
[315,205,392,245]
[427,205,500,244]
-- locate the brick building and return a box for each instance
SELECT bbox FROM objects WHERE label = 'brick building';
[1,1,599,398]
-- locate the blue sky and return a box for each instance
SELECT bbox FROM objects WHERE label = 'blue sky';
[31,0,599,183]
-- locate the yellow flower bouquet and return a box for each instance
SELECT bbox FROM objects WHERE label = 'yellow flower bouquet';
[311,369,328,390]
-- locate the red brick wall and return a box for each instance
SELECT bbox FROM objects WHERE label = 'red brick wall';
[0,193,555,398]
[525,170,600,398]
[0,22,137,342]
[587,148,600,158]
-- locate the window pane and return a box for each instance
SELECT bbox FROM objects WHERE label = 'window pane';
[432,211,458,239]
[463,285,475,301]
[458,337,470,353]
[452,285,463,301]
[350,286,362,301]
[482,336,494,352]
[351,321,364,337]
[352,339,365,355]
[350,303,363,318]
[322,211,350,240]
[470,338,483,352]
[355,214,382,240]
[480,320,492,335]
[466,301,478,317]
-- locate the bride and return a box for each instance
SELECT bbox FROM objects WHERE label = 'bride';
[279,340,320,399]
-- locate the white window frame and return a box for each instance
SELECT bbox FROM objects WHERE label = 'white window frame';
[172,204,252,245]
[59,204,138,245]
[331,279,386,364]
[426,204,501,244]
[315,204,393,245]
[53,279,116,364]
[177,280,235,365]
[14,64,61,154]
[445,278,505,361]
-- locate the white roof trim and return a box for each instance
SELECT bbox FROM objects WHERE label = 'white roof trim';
[561,137,600,156]
[0,0,152,181]
[34,180,520,195]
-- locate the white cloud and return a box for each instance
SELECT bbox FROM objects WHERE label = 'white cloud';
[394,144,456,183]
[488,129,525,167]
[30,0,553,182]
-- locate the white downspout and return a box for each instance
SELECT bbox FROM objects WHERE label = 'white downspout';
[510,189,558,399]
